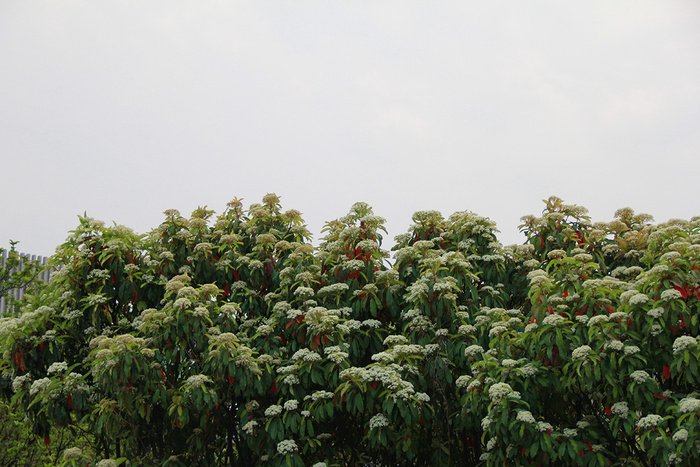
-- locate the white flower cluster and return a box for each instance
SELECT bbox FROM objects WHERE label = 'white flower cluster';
[520,363,539,377]
[291,348,322,363]
[541,314,566,327]
[636,414,663,428]
[277,439,298,455]
[672,428,688,442]
[455,375,472,388]
[572,345,591,360]
[265,405,282,417]
[29,377,51,396]
[604,340,623,352]
[537,422,553,433]
[488,382,513,401]
[587,315,609,327]
[673,336,697,353]
[464,345,484,357]
[47,361,68,375]
[678,397,700,414]
[383,335,408,347]
[362,319,381,329]
[516,410,536,424]
[369,413,389,430]
[185,374,211,388]
[242,420,258,435]
[284,399,298,411]
[630,370,650,384]
[611,401,629,419]
[310,390,335,402]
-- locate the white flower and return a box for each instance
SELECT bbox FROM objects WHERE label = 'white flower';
[524,322,539,333]
[242,420,258,435]
[572,345,592,360]
[575,315,589,324]
[623,346,640,355]
[537,422,553,432]
[520,363,539,377]
[629,293,650,306]
[277,439,298,455]
[283,399,298,411]
[481,416,494,430]
[96,460,118,467]
[489,326,507,337]
[563,428,578,438]
[678,397,700,413]
[29,378,51,395]
[486,437,497,451]
[456,375,473,388]
[587,315,609,327]
[611,401,629,419]
[630,370,650,384]
[488,382,513,401]
[672,429,688,442]
[542,314,565,327]
[369,413,389,430]
[647,307,664,318]
[673,336,697,353]
[185,374,211,388]
[464,345,484,357]
[660,289,682,301]
[47,361,68,375]
[637,414,663,428]
[265,405,282,417]
[604,340,623,352]
[311,390,335,401]
[516,411,536,424]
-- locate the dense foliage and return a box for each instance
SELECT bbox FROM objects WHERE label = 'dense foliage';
[1,195,698,466]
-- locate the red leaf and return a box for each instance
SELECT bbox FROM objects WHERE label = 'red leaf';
[228,374,235,385]
[663,365,671,380]
[673,284,688,299]
[44,433,50,446]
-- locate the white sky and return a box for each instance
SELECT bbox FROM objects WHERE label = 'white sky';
[1,1,699,257]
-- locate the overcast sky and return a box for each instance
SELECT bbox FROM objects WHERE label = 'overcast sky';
[1,1,699,257]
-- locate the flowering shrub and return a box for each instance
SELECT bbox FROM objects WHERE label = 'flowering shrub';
[1,195,698,466]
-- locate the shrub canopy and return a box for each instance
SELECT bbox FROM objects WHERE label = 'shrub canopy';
[1,195,699,466]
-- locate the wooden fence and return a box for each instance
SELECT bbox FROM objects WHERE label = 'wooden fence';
[0,250,53,315]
